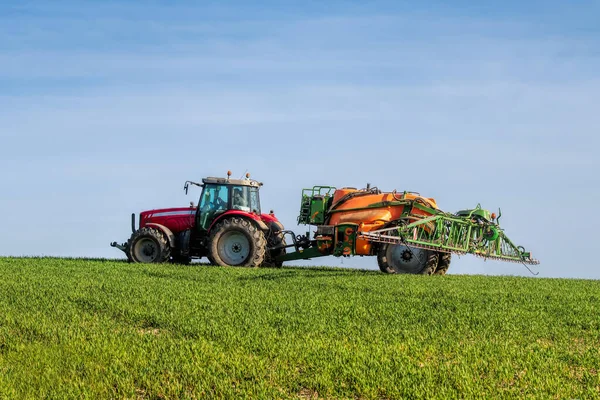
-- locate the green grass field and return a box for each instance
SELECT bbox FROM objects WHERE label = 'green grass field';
[0,257,599,399]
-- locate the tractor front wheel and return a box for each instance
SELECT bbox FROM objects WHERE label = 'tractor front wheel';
[209,217,266,267]
[128,227,171,263]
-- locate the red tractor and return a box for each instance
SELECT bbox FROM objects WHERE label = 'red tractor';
[111,172,285,266]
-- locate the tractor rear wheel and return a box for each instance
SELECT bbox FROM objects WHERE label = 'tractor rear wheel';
[377,243,438,274]
[434,253,452,275]
[209,217,266,267]
[128,227,171,263]
[263,223,286,267]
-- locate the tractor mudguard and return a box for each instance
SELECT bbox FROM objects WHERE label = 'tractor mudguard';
[208,211,269,233]
[270,221,284,231]
[260,213,284,229]
[145,223,176,248]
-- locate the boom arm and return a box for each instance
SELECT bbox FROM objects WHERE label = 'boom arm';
[359,204,539,265]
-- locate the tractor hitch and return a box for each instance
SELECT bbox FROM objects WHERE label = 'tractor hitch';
[276,230,312,251]
[110,213,136,253]
[110,241,127,253]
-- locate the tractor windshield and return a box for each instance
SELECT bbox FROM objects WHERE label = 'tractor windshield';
[198,184,229,230]
[200,184,228,211]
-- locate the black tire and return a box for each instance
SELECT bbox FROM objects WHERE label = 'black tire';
[434,252,451,275]
[263,223,286,267]
[377,243,438,275]
[421,251,439,275]
[376,218,438,275]
[209,217,266,267]
[377,246,395,274]
[128,227,171,263]
[172,230,192,265]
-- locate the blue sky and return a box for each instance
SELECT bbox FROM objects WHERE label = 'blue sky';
[1,1,599,278]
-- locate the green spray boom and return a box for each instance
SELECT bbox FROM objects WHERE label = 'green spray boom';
[359,204,539,265]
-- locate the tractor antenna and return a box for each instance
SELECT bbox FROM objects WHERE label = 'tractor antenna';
[240,169,248,179]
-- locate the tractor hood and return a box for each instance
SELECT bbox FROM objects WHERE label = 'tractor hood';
[138,206,283,235]
[139,207,196,234]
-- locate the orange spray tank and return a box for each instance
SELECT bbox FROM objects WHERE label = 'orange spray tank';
[297,185,439,256]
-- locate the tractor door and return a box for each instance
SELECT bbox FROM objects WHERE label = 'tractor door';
[197,183,229,231]
[231,185,261,213]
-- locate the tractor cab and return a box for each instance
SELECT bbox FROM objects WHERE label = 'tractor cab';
[196,175,262,231]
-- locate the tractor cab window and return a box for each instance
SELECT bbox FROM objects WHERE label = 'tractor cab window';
[250,187,260,214]
[231,185,260,214]
[200,184,228,211]
[231,186,251,212]
[198,184,228,229]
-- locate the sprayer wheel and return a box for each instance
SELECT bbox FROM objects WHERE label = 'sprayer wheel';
[377,244,438,275]
[434,252,452,275]
[377,247,396,274]
[421,251,439,275]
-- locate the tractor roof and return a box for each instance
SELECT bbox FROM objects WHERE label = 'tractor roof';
[202,177,262,187]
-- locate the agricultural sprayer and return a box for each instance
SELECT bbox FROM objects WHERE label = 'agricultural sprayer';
[111,173,538,274]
